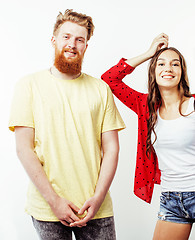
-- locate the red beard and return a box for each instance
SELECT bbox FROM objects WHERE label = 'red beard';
[54,47,83,75]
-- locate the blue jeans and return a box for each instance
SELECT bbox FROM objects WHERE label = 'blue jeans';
[32,216,116,240]
[158,192,195,224]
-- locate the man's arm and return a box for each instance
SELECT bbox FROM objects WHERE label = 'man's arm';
[70,129,119,227]
[15,126,81,226]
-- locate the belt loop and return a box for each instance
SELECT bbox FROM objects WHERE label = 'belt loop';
[168,192,170,199]
[180,192,182,201]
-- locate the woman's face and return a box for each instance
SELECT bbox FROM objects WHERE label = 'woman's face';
[155,50,182,91]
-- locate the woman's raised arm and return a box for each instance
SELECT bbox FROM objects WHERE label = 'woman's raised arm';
[126,33,169,67]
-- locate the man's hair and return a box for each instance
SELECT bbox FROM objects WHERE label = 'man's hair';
[53,9,94,41]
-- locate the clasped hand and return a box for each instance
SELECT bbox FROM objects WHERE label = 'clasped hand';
[50,195,102,228]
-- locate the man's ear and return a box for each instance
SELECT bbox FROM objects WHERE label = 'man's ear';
[84,43,88,52]
[51,36,56,48]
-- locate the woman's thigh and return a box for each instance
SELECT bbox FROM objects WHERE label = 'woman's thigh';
[153,220,192,240]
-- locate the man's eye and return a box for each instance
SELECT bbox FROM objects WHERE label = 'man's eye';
[77,39,84,42]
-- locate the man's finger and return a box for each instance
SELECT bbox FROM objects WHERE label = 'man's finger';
[69,202,80,213]
[70,213,80,222]
[70,220,87,227]
[71,211,93,227]
[60,220,70,227]
[78,202,89,215]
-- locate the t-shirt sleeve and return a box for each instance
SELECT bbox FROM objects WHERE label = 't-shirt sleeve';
[9,77,35,132]
[101,85,126,133]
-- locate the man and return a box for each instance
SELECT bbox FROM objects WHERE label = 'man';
[9,9,125,240]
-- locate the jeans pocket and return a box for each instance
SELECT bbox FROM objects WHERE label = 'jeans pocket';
[184,194,195,219]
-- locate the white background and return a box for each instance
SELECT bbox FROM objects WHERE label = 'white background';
[1,0,195,239]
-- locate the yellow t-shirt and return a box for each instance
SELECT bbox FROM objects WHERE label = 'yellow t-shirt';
[9,70,125,221]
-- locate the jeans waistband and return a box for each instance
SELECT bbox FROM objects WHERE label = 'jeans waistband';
[162,191,195,200]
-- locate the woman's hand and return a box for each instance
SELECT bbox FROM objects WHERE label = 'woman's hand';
[126,33,169,68]
[146,33,169,58]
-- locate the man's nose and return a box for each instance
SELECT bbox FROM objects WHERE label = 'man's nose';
[67,38,76,49]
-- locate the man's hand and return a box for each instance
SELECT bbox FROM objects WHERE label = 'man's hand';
[69,195,103,227]
[50,196,81,226]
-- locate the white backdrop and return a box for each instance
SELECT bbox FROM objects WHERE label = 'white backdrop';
[1,0,195,239]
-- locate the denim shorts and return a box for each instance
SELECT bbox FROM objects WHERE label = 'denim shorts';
[32,216,116,240]
[158,192,195,224]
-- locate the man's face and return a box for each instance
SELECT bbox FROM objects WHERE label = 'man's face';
[52,21,88,74]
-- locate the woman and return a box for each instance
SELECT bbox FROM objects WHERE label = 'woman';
[101,33,195,240]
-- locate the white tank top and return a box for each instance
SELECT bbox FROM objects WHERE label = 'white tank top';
[152,97,195,192]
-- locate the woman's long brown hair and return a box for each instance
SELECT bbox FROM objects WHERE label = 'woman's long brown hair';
[146,47,192,157]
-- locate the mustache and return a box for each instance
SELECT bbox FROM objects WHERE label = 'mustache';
[63,47,78,55]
